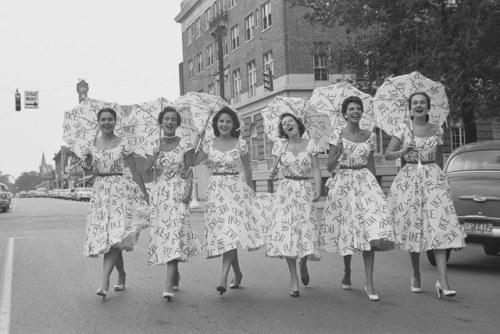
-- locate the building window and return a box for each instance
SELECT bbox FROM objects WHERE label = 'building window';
[196,53,203,74]
[247,61,256,97]
[250,123,259,160]
[208,83,215,95]
[188,59,194,79]
[187,26,192,45]
[204,9,211,30]
[261,2,272,30]
[230,0,238,9]
[195,18,201,38]
[215,79,220,96]
[245,14,254,41]
[233,69,241,103]
[450,125,466,150]
[254,9,259,28]
[313,54,328,81]
[263,51,274,74]
[263,129,273,159]
[206,45,213,68]
[230,25,240,51]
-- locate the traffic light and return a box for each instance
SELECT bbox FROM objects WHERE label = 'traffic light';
[263,70,273,91]
[15,89,21,111]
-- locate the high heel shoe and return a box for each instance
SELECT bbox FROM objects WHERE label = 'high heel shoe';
[341,276,352,290]
[410,276,422,293]
[173,272,180,291]
[216,286,227,295]
[114,273,126,291]
[230,273,243,289]
[289,290,300,298]
[162,292,174,301]
[435,281,456,298]
[96,289,108,299]
[364,286,379,302]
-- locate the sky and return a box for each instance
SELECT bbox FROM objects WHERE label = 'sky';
[0,0,184,180]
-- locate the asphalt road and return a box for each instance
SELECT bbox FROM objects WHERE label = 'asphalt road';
[0,198,498,334]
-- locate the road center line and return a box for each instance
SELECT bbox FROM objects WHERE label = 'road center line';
[0,238,14,334]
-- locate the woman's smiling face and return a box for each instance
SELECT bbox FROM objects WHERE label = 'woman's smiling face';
[410,93,429,119]
[344,102,363,124]
[98,111,116,134]
[281,116,298,137]
[217,112,234,136]
[161,111,179,136]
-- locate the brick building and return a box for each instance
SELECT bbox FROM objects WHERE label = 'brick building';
[174,0,500,197]
[174,0,386,195]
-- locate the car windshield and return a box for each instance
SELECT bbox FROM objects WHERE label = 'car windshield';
[446,150,500,172]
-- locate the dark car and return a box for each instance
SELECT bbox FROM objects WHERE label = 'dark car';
[444,140,500,257]
[0,183,11,212]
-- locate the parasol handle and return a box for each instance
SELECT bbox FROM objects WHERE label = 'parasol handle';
[182,99,220,178]
[269,141,289,179]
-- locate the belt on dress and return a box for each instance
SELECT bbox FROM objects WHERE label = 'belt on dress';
[340,165,367,170]
[98,173,123,177]
[212,172,239,176]
[406,161,435,165]
[284,176,310,181]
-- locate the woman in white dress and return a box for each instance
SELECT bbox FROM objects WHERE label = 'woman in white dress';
[193,106,262,295]
[321,96,394,301]
[146,107,201,301]
[385,92,466,298]
[83,108,149,299]
[267,113,322,297]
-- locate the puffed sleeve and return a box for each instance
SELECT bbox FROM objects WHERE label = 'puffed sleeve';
[307,140,322,156]
[436,126,444,145]
[237,138,249,155]
[271,139,287,157]
[368,132,376,152]
[391,123,407,142]
[329,127,342,147]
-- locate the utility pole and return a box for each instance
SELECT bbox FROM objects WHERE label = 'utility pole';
[211,25,226,100]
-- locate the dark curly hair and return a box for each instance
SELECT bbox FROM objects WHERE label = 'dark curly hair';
[212,106,241,138]
[278,113,306,139]
[157,106,182,126]
[97,108,117,121]
[341,96,364,115]
[408,92,430,122]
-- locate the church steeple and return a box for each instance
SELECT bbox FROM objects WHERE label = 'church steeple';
[41,153,47,166]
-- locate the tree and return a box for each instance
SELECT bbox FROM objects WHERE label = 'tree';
[286,0,500,143]
[0,172,15,191]
[15,171,44,192]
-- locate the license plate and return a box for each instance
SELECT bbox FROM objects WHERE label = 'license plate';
[463,221,493,234]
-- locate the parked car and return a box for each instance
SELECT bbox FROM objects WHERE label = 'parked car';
[27,190,37,198]
[0,183,11,212]
[427,140,500,264]
[18,191,28,198]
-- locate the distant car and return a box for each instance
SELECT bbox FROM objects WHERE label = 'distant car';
[75,187,92,201]
[27,190,37,198]
[18,191,27,198]
[0,183,11,212]
[436,140,500,261]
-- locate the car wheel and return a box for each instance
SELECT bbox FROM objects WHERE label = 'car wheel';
[483,244,500,256]
[426,249,451,266]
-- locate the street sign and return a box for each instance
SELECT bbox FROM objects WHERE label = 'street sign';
[24,91,39,109]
